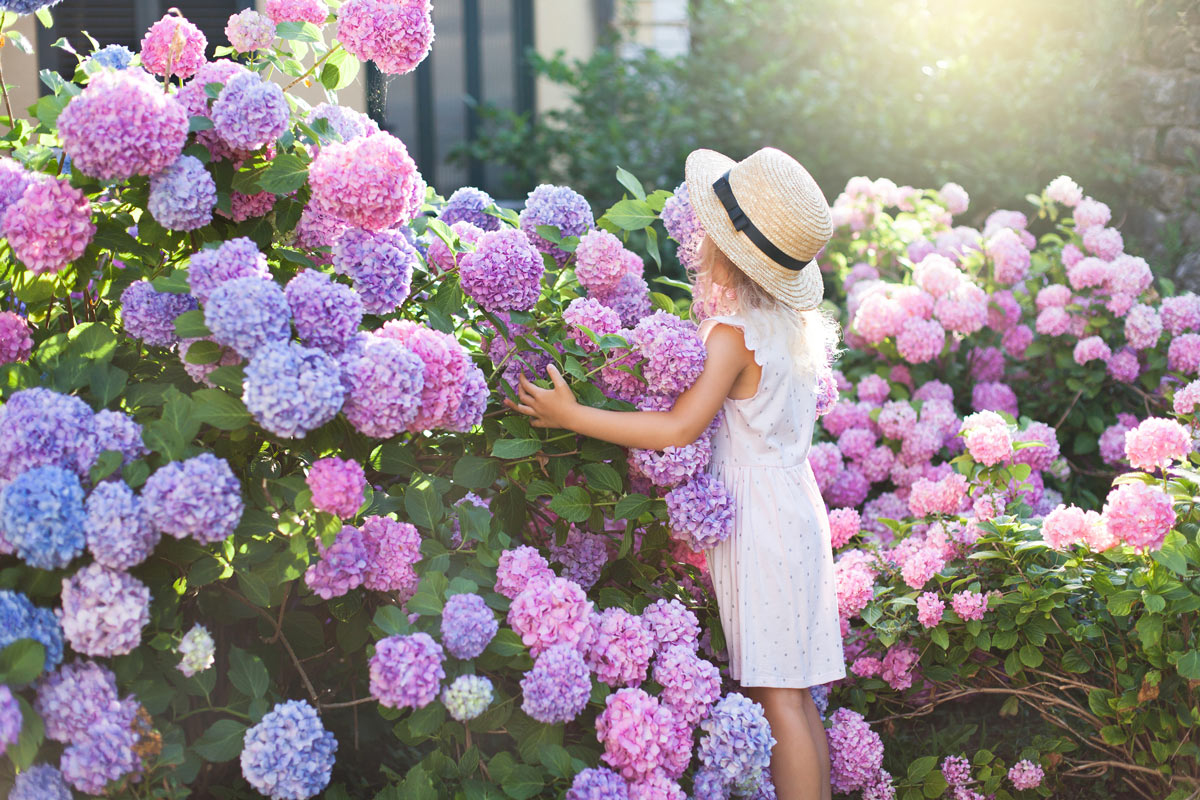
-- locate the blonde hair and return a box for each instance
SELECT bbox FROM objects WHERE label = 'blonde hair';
[690,235,841,375]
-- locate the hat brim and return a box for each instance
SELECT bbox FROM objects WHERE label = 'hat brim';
[685,148,825,312]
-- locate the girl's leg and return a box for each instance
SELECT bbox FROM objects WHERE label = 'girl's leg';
[799,689,832,800]
[743,686,826,800]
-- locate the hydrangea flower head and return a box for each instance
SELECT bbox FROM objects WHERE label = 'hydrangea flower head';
[640,598,700,655]
[241,700,337,799]
[304,525,368,599]
[310,132,425,230]
[244,340,345,438]
[596,687,675,780]
[60,713,140,795]
[140,12,208,78]
[425,219,484,273]
[337,0,434,75]
[495,545,555,598]
[369,632,446,709]
[376,319,474,431]
[896,317,945,364]
[204,276,291,358]
[583,606,655,688]
[142,453,244,544]
[939,182,969,215]
[441,674,493,721]
[177,623,216,676]
[332,227,417,314]
[0,590,63,673]
[0,684,19,754]
[631,312,706,396]
[2,176,95,274]
[1007,760,1044,791]
[567,767,631,800]
[959,410,1012,465]
[308,102,380,145]
[60,564,151,656]
[1102,482,1175,552]
[0,156,31,217]
[595,272,653,327]
[520,643,592,723]
[89,43,135,70]
[266,0,328,24]
[212,72,290,152]
[654,645,721,725]
[950,590,990,622]
[85,481,159,569]
[698,693,776,783]
[459,227,545,312]
[1124,417,1190,471]
[187,237,270,302]
[826,707,884,792]
[339,334,426,438]
[9,764,73,800]
[916,592,944,628]
[439,186,500,230]
[284,269,363,355]
[359,515,422,596]
[58,69,188,180]
[149,154,217,231]
[508,576,594,656]
[519,183,594,266]
[306,457,365,518]
[1045,175,1083,206]
[575,229,628,293]
[986,228,1031,285]
[226,9,276,52]
[665,472,734,550]
[661,181,704,270]
[120,280,199,347]
[564,296,622,353]
[1,465,86,569]
[547,526,610,588]
[441,592,498,659]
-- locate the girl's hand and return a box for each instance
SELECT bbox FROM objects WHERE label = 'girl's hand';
[506,365,580,429]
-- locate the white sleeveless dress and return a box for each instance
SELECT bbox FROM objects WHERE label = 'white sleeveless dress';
[698,312,846,689]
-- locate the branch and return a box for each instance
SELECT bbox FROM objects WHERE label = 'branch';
[218,583,320,706]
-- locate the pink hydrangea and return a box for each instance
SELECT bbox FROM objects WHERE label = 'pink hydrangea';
[983,209,1028,238]
[934,283,988,335]
[1168,334,1200,374]
[908,473,968,516]
[826,708,885,793]
[959,410,1013,465]
[306,457,366,518]
[1073,197,1111,231]
[426,220,483,272]
[835,554,876,619]
[1036,284,1072,311]
[988,289,1022,331]
[0,312,32,364]
[1061,242,1084,267]
[574,229,627,293]
[563,297,622,353]
[950,590,990,621]
[1124,417,1191,471]
[358,515,421,597]
[859,445,896,483]
[1035,306,1073,337]
[893,285,935,320]
[856,374,890,405]
[939,182,969,215]
[1102,482,1175,552]
[140,13,208,78]
[880,642,919,690]
[851,656,882,678]
[838,427,878,461]
[631,312,707,397]
[654,645,720,726]
[305,525,368,598]
[986,228,1031,284]
[266,0,328,24]
[584,607,655,688]
[876,401,916,440]
[309,132,425,231]
[828,508,860,549]
[972,381,1018,417]
[1040,504,1109,551]
[1007,760,1044,791]
[1161,294,1200,335]
[376,319,472,431]
[494,545,554,599]
[1082,226,1123,260]
[1108,254,1153,298]
[916,592,944,628]
[898,544,947,591]
[1013,421,1060,471]
[912,254,963,298]
[826,466,870,509]
[824,399,874,437]
[226,9,276,52]
[1002,324,1034,359]
[1066,257,1110,292]
[852,292,906,344]
[1073,335,1111,366]
[1174,379,1200,415]
[508,576,594,657]
[1045,175,1083,206]
[968,346,1004,383]
[1099,416,1136,466]
[1107,348,1140,383]
[596,688,674,781]
[337,0,434,75]
[2,177,95,275]
[60,564,151,657]
[896,317,945,364]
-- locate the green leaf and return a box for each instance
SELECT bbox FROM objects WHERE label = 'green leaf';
[538,742,573,779]
[192,389,252,431]
[548,486,591,523]
[174,310,212,339]
[8,695,44,771]
[228,646,269,699]
[604,198,656,231]
[183,340,223,365]
[930,626,950,650]
[491,439,542,459]
[1176,649,1200,680]
[188,115,215,132]
[581,462,623,494]
[192,719,248,762]
[406,589,444,616]
[488,628,526,657]
[238,570,271,607]
[405,475,444,530]
[908,755,938,781]
[152,269,192,295]
[453,455,501,489]
[406,703,445,738]
[501,765,545,800]
[1019,644,1044,668]
[614,493,653,520]
[88,362,128,406]
[206,365,246,393]
[614,166,646,200]
[275,21,324,42]
[397,765,437,800]
[923,771,950,798]
[0,639,46,686]
[256,152,311,195]
[67,322,117,361]
[88,449,123,484]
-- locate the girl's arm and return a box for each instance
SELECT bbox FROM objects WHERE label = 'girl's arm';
[505,324,753,451]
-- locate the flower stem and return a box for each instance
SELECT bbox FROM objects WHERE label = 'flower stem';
[0,14,15,128]
[284,43,342,92]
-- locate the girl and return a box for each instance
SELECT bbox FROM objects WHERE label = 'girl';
[507,146,844,800]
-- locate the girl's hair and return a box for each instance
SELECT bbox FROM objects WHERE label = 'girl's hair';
[691,235,841,374]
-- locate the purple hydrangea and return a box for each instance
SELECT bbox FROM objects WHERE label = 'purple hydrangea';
[631,311,706,396]
[36,661,123,743]
[306,457,365,518]
[141,453,244,544]
[10,764,73,800]
[212,72,290,152]
[441,592,498,659]
[584,606,655,688]
[520,643,592,723]
[451,362,489,432]
[665,473,734,550]
[304,525,369,599]
[177,623,215,677]
[567,768,631,800]
[459,227,545,312]
[60,563,151,657]
[574,229,628,293]
[377,319,474,431]
[1,465,86,569]
[0,590,63,673]
[0,156,30,217]
[439,186,500,230]
[148,155,217,231]
[655,645,721,726]
[241,700,337,800]
[547,526,610,588]
[369,632,446,709]
[308,103,380,144]
[661,182,704,270]
[698,693,776,783]
[360,515,422,597]
[628,437,712,489]
[563,297,622,353]
[339,334,426,438]
[180,337,242,386]
[243,340,345,438]
[188,237,271,303]
[120,280,199,347]
[204,276,292,358]
[331,227,417,314]
[640,598,700,655]
[84,481,159,570]
[90,409,148,467]
[693,768,731,800]
[1,175,95,275]
[60,714,141,795]
[57,69,188,181]
[0,684,20,754]
[294,202,349,254]
[284,269,364,354]
[0,388,96,481]
[519,184,594,266]
[595,272,652,328]
[441,674,494,721]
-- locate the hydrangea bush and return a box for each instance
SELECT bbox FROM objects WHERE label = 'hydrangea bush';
[0,5,1197,800]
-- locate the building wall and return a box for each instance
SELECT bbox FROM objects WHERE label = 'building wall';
[532,0,600,114]
[7,14,42,120]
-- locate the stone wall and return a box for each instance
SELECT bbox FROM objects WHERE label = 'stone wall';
[1127,5,1200,285]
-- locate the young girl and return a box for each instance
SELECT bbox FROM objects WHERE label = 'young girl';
[507,146,844,800]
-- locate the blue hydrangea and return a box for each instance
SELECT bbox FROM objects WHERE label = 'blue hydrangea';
[89,44,134,70]
[810,684,830,719]
[440,674,494,721]
[211,71,290,152]
[204,276,291,358]
[284,269,363,354]
[84,481,160,569]
[692,768,731,800]
[243,340,345,438]
[440,592,498,659]
[567,767,630,800]
[120,280,200,347]
[0,589,64,673]
[698,693,776,784]
[148,155,217,231]
[439,186,501,231]
[141,453,244,544]
[331,228,417,315]
[89,409,149,468]
[241,700,337,800]
[0,0,64,16]
[0,387,95,481]
[518,183,594,266]
[9,764,73,800]
[0,465,86,569]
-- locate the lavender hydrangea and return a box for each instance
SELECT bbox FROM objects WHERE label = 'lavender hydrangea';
[698,693,776,784]
[331,227,417,314]
[0,156,30,217]
[243,340,345,438]
[451,362,490,432]
[0,387,95,481]
[177,623,215,677]
[641,598,700,655]
[339,334,426,438]
[60,714,141,795]
[595,272,653,328]
[547,526,610,588]
[369,632,446,709]
[665,473,735,550]
[304,525,369,599]
[661,182,704,270]
[9,764,73,800]
[520,643,593,723]
[120,280,199,347]
[59,564,151,657]
[0,685,17,756]
[188,237,271,303]
[459,227,545,312]
[654,645,722,725]
[440,186,501,230]
[0,590,63,673]
[34,660,121,743]
[568,767,630,800]
[519,184,594,266]
[1,465,86,569]
[241,700,337,800]
[204,276,292,358]
[826,707,885,793]
[563,296,622,353]
[359,515,422,597]
[84,481,160,569]
[631,311,706,396]
[441,674,494,721]
[148,155,217,231]
[141,453,244,544]
[90,410,147,469]
[285,269,364,354]
[212,72,290,152]
[441,592,499,659]
[308,103,380,144]
[226,8,276,52]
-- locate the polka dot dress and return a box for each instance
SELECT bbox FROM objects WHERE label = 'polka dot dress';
[699,312,845,689]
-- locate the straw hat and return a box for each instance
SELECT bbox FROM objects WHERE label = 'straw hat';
[685,146,833,312]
